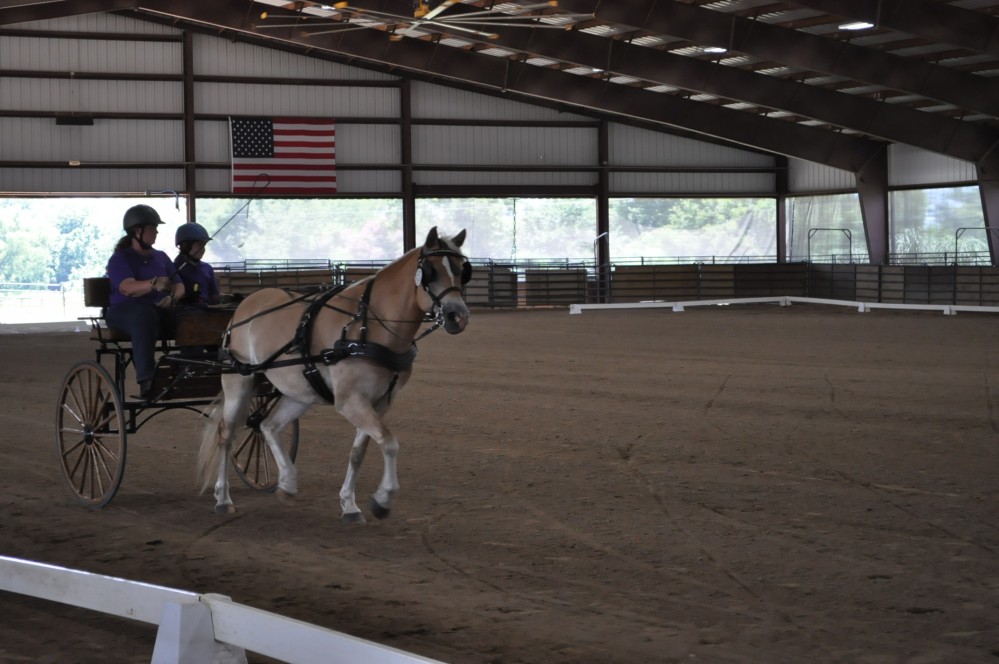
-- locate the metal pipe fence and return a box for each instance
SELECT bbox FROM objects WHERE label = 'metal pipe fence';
[4,253,999,324]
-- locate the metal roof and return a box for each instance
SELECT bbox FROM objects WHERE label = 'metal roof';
[2,0,998,172]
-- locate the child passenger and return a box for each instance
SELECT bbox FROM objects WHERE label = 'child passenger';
[173,222,220,307]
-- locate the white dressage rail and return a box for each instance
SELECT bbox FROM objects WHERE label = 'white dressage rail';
[569,295,999,316]
[0,555,443,664]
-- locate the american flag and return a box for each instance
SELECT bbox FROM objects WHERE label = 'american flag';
[230,117,336,195]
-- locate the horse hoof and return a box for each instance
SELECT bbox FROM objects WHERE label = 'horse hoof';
[342,511,366,525]
[370,498,390,520]
[276,489,296,505]
[214,504,235,515]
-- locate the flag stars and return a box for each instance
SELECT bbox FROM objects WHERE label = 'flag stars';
[232,118,274,158]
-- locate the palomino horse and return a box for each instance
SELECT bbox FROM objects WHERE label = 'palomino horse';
[196,227,471,522]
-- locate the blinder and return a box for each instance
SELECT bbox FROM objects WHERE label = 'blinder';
[416,250,472,288]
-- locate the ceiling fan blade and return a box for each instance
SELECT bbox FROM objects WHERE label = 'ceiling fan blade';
[432,1,557,21]
[421,0,458,22]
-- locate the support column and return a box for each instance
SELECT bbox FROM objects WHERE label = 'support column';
[856,144,890,265]
[596,120,610,303]
[182,31,196,222]
[400,79,415,251]
[977,154,999,266]
[775,155,788,264]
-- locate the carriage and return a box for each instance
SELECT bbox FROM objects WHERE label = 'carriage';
[55,227,471,521]
[55,276,299,508]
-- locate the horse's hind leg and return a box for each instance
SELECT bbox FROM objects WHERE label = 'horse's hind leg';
[339,429,371,524]
[210,374,254,514]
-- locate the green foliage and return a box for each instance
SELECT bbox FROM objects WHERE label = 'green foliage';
[610,198,776,259]
[891,187,986,259]
[0,187,991,287]
[0,198,180,285]
[196,198,403,263]
[0,201,55,283]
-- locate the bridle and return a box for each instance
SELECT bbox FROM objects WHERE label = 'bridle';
[412,247,472,340]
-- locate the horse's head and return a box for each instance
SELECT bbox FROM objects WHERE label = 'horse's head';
[415,227,471,334]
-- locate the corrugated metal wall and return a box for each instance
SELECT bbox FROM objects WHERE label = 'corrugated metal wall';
[889,144,977,187]
[0,12,980,199]
[787,158,856,193]
[193,36,396,80]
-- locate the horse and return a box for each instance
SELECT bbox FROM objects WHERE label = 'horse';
[196,227,471,522]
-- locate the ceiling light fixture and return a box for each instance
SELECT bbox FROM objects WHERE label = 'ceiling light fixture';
[703,46,727,54]
[838,21,874,30]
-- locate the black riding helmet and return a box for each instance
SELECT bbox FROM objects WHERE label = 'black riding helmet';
[123,204,164,231]
[175,222,211,246]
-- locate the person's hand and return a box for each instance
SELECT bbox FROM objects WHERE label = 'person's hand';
[151,276,171,292]
[155,294,174,310]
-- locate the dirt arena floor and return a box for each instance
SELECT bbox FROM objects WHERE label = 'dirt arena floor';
[1,304,998,663]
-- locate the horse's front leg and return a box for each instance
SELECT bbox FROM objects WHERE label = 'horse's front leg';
[336,395,399,520]
[339,429,371,524]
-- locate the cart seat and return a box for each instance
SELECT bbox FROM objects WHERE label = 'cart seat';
[83,277,234,347]
[90,326,131,342]
[84,278,131,343]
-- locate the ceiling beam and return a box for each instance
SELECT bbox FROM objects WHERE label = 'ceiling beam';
[555,0,999,118]
[490,25,999,165]
[787,0,999,57]
[134,0,885,172]
[0,0,136,25]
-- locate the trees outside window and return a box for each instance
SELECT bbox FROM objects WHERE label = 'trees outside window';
[610,198,776,262]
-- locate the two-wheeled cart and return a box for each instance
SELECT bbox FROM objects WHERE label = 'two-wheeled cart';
[55,278,298,508]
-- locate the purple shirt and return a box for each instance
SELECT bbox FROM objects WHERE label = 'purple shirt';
[106,248,181,307]
[173,256,219,306]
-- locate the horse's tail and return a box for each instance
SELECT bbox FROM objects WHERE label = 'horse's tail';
[196,392,226,493]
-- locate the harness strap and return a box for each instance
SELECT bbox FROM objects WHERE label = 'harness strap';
[226,340,416,376]
[223,275,425,405]
[297,288,345,403]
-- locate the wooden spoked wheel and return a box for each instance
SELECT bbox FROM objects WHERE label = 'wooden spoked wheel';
[55,361,126,508]
[232,393,299,492]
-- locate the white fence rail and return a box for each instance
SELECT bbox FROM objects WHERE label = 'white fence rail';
[0,555,443,664]
[569,295,999,316]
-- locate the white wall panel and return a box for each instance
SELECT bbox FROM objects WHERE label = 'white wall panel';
[195,168,231,193]
[336,171,401,193]
[195,119,230,163]
[193,35,395,80]
[0,118,184,161]
[196,168,401,194]
[0,36,180,74]
[0,78,183,113]
[609,123,774,168]
[414,171,596,186]
[195,82,398,117]
[610,172,776,194]
[0,167,184,193]
[787,158,855,192]
[336,125,400,164]
[889,144,977,186]
[411,81,590,121]
[414,126,595,165]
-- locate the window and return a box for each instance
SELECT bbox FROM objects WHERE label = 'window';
[786,194,868,263]
[891,186,988,265]
[415,198,597,261]
[610,197,776,262]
